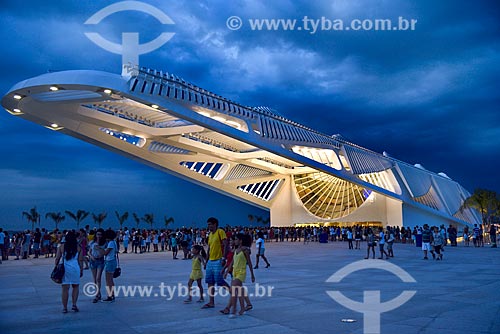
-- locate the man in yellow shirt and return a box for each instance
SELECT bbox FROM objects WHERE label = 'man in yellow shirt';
[202,217,229,309]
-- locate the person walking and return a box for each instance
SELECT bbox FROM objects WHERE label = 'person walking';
[347,228,354,250]
[490,224,497,248]
[254,232,270,269]
[184,245,207,303]
[354,226,362,250]
[223,233,255,318]
[377,227,389,259]
[364,228,375,259]
[430,227,444,260]
[202,217,229,309]
[103,229,118,302]
[386,227,395,258]
[55,231,83,313]
[421,224,432,259]
[89,228,106,303]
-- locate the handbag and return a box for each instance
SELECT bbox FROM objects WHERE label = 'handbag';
[113,242,121,278]
[51,257,65,284]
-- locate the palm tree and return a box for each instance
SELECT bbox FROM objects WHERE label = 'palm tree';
[45,212,65,230]
[115,211,129,229]
[460,189,497,226]
[92,212,108,228]
[22,206,41,231]
[65,210,90,229]
[132,213,141,229]
[141,213,154,230]
[164,216,174,229]
[260,217,271,226]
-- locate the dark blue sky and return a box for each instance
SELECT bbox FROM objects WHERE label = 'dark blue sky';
[1,0,499,231]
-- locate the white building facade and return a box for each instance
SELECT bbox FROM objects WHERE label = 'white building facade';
[2,67,481,228]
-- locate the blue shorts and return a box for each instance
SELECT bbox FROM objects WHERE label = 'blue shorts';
[205,259,226,286]
[90,257,105,270]
[105,259,117,273]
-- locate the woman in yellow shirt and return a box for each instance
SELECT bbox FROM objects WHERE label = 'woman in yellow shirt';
[224,233,255,318]
[184,245,207,303]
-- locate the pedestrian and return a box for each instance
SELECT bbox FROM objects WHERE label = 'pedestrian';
[430,226,444,260]
[254,232,270,269]
[55,231,83,313]
[354,226,362,250]
[422,224,432,259]
[122,227,130,253]
[223,233,255,318]
[89,228,106,303]
[364,228,375,259]
[184,245,206,303]
[386,227,395,257]
[103,229,118,302]
[170,233,178,259]
[490,224,497,248]
[377,227,389,259]
[347,228,354,250]
[201,217,229,309]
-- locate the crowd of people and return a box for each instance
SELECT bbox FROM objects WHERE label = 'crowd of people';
[0,223,498,264]
[0,221,497,315]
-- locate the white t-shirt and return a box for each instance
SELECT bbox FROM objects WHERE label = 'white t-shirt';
[256,238,265,250]
[379,232,385,245]
[105,240,117,261]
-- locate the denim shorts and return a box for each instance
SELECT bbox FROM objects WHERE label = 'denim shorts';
[90,257,105,270]
[105,259,117,273]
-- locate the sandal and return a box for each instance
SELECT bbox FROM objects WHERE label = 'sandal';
[245,304,253,311]
[184,299,192,304]
[197,299,205,303]
[71,305,79,312]
[219,307,230,315]
[62,308,68,314]
[201,303,214,309]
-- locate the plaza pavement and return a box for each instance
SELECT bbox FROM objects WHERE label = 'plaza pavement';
[0,240,499,334]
